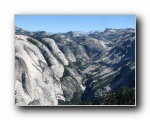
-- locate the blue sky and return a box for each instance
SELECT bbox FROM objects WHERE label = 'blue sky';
[15,15,135,33]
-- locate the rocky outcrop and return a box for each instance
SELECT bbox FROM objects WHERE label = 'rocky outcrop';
[15,28,135,105]
[15,35,84,105]
[41,38,68,65]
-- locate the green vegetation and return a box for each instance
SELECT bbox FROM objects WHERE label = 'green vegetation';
[63,68,70,78]
[91,67,100,73]
[50,35,62,43]
[58,91,82,105]
[27,38,53,67]
[92,72,119,90]
[27,37,50,49]
[27,38,38,46]
[73,61,89,70]
[78,87,135,105]
[78,101,92,105]
[58,87,135,105]
[73,61,82,67]
[93,87,135,105]
[69,91,82,105]
[91,72,108,80]
[60,67,70,81]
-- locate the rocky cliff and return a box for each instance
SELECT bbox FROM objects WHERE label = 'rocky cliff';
[15,27,135,105]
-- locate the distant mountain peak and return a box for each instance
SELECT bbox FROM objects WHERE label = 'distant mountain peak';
[15,27,135,105]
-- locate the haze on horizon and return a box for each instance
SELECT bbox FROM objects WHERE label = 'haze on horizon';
[15,15,135,33]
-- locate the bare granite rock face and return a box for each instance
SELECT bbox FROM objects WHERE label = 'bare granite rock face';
[15,28,135,105]
[15,35,84,105]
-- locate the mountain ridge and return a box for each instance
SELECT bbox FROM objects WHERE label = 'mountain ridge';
[15,27,135,105]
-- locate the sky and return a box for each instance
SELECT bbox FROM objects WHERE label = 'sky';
[15,15,135,33]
